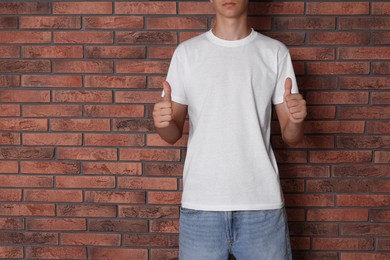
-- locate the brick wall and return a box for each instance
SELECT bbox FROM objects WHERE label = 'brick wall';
[0,1,389,259]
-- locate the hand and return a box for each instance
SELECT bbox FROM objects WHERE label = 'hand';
[153,81,173,128]
[283,77,307,124]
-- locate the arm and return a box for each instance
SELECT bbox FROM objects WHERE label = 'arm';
[153,81,188,145]
[275,78,307,146]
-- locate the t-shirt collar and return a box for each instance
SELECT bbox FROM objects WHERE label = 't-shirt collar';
[206,28,257,47]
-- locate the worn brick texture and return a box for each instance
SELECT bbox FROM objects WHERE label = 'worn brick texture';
[0,1,389,259]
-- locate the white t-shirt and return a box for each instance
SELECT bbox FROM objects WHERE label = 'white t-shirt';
[166,28,298,211]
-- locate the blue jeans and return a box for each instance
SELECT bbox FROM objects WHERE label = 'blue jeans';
[179,207,292,260]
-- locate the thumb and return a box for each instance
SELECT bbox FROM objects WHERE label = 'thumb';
[284,77,292,99]
[162,81,172,101]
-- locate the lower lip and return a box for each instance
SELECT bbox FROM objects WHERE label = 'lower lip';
[223,3,236,8]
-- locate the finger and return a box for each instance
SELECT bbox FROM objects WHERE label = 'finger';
[284,77,292,99]
[162,81,172,101]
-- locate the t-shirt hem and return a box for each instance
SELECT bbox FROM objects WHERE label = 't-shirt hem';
[181,202,284,211]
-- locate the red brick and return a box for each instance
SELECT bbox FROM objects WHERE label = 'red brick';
[310,150,372,163]
[339,76,390,90]
[0,231,57,244]
[308,32,370,45]
[275,151,308,163]
[119,206,178,218]
[82,162,142,175]
[307,209,368,222]
[85,133,144,146]
[278,165,330,178]
[307,180,389,193]
[371,92,390,104]
[120,148,180,161]
[307,2,369,15]
[0,133,20,145]
[61,233,120,246]
[23,105,82,117]
[0,147,54,160]
[115,2,176,14]
[85,191,145,204]
[22,75,82,88]
[0,246,23,259]
[89,219,147,232]
[341,224,390,236]
[51,119,110,132]
[151,249,178,260]
[54,32,113,44]
[262,32,305,46]
[57,148,117,161]
[56,176,115,189]
[86,46,145,59]
[306,91,368,104]
[338,195,390,207]
[144,163,184,177]
[0,161,18,173]
[116,61,169,74]
[307,62,369,75]
[339,106,389,119]
[113,119,154,132]
[339,47,390,60]
[84,16,143,29]
[147,134,188,147]
[53,61,113,73]
[377,239,390,251]
[116,31,177,45]
[90,248,148,260]
[25,190,82,202]
[333,165,390,178]
[0,75,20,87]
[53,90,112,103]
[248,17,272,30]
[26,218,86,231]
[372,62,390,74]
[339,17,390,30]
[147,17,208,30]
[115,90,161,104]
[54,2,112,14]
[370,210,390,222]
[341,253,390,260]
[23,46,82,59]
[0,119,47,131]
[313,238,373,250]
[290,237,310,250]
[337,136,390,148]
[375,151,390,163]
[149,46,176,59]
[148,192,181,205]
[180,31,204,42]
[307,106,336,119]
[0,189,21,201]
[272,135,334,149]
[281,179,304,192]
[0,2,50,14]
[0,32,51,44]
[57,204,116,217]
[286,209,305,222]
[284,194,334,207]
[179,2,214,14]
[297,76,338,90]
[0,204,55,216]
[289,223,338,236]
[0,60,50,73]
[0,90,49,102]
[0,218,24,231]
[26,246,86,259]
[0,175,52,188]
[372,2,390,15]
[274,17,336,30]
[118,177,177,190]
[85,104,144,118]
[24,164,70,178]
[0,104,19,116]
[372,32,390,45]
[290,47,335,60]
[20,16,81,29]
[123,234,178,247]
[0,46,20,58]
[85,75,146,89]
[249,2,304,15]
[150,220,179,233]
[23,133,82,146]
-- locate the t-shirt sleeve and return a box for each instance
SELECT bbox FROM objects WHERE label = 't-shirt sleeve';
[163,47,188,105]
[272,50,299,105]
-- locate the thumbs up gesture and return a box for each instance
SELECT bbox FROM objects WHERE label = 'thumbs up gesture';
[153,81,173,128]
[283,77,307,124]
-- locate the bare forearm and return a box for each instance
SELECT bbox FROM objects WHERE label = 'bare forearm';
[282,121,304,146]
[156,121,183,145]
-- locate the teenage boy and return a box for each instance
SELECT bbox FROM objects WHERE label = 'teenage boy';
[153,0,307,259]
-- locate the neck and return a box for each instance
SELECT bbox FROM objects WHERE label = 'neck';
[212,15,251,41]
